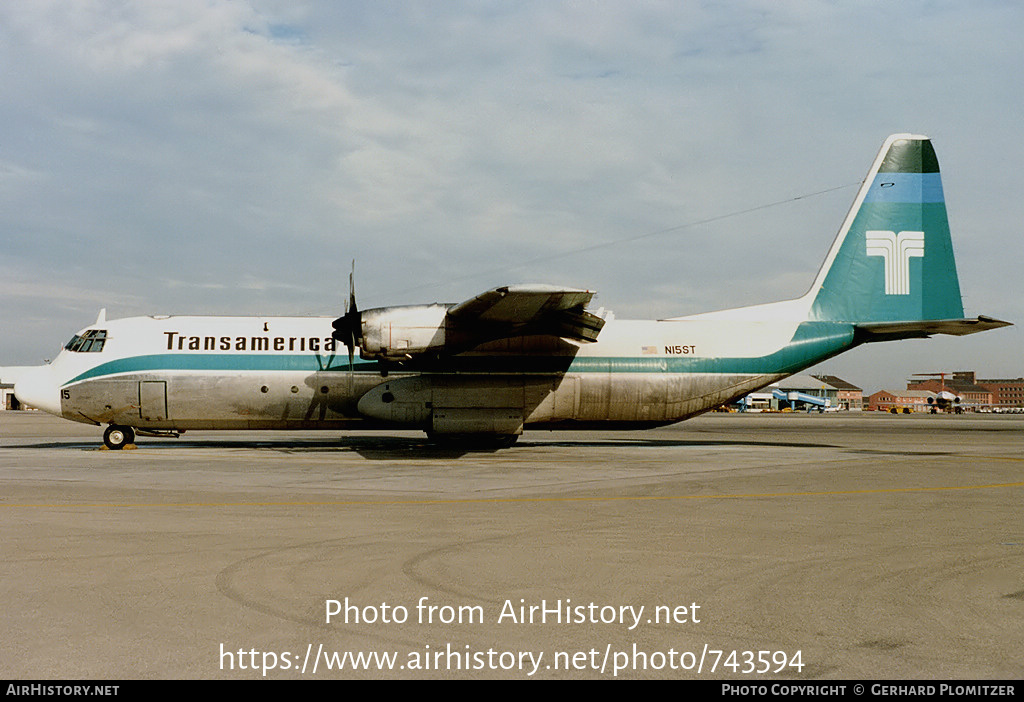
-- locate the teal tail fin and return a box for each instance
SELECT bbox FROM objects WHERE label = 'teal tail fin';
[807,134,965,324]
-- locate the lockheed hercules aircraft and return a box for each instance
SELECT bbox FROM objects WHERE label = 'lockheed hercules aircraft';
[2,135,1010,448]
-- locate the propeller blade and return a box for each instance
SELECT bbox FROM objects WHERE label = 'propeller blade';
[331,260,361,349]
[347,329,355,389]
[330,259,360,393]
[347,261,357,392]
[349,260,357,316]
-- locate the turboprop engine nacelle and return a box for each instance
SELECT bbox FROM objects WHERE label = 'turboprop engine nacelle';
[358,304,451,361]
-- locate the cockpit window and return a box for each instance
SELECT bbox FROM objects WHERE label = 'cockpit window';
[65,329,107,353]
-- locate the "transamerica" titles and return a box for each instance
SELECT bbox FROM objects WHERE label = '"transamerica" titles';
[163,331,337,353]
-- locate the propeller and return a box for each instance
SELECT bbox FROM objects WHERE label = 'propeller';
[331,261,362,382]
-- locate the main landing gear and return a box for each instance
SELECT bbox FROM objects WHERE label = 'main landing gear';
[102,424,136,450]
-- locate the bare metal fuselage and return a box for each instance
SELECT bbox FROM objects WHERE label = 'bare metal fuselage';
[52,313,828,435]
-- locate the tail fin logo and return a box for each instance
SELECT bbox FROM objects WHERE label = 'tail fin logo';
[865,230,925,295]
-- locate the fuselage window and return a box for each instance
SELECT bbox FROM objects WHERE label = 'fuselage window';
[64,329,107,353]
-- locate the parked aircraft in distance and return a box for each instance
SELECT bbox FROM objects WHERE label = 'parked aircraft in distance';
[1,134,1010,448]
[929,390,963,413]
[910,372,968,413]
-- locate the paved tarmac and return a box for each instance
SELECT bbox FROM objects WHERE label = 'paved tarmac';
[1,410,1022,679]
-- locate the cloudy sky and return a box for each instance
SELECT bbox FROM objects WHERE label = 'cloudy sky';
[2,0,1021,392]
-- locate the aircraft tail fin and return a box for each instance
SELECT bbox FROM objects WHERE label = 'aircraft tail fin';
[806,134,966,325]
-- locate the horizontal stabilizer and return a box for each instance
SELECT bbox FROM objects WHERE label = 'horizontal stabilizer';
[854,315,1011,343]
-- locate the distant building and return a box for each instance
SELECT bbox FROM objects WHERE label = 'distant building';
[974,375,1024,410]
[1,384,21,411]
[811,374,863,410]
[866,389,936,413]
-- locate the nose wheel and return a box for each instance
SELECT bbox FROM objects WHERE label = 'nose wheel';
[103,424,136,450]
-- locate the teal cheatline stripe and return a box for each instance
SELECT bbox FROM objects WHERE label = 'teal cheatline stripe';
[878,138,940,173]
[63,322,858,385]
[863,173,944,203]
[63,353,375,386]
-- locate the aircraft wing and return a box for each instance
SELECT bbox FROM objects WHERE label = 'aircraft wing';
[854,315,1012,342]
[448,284,605,343]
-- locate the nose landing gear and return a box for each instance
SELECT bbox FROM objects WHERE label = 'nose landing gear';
[102,424,136,450]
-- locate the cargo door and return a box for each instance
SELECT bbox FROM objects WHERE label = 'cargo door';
[138,381,168,422]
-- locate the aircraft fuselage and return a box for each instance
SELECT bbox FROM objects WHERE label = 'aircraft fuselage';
[44,311,853,434]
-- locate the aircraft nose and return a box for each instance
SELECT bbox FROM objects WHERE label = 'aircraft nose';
[13,367,63,417]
